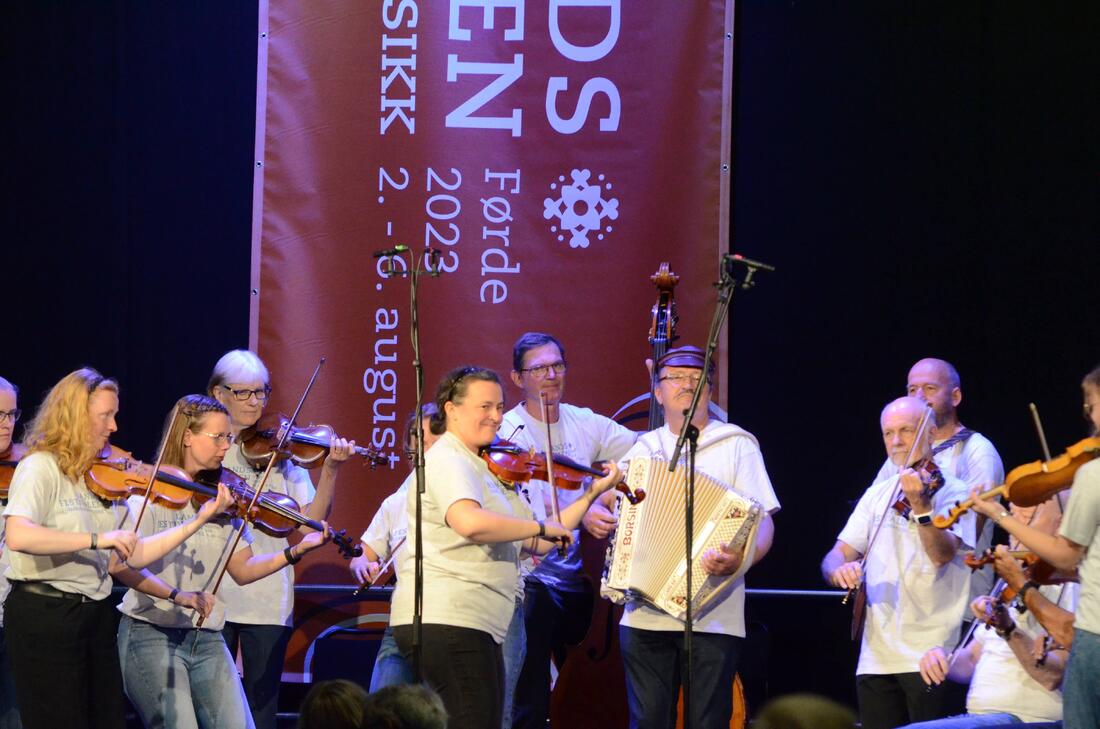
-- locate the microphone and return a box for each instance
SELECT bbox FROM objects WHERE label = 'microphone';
[724,253,775,272]
[373,245,409,259]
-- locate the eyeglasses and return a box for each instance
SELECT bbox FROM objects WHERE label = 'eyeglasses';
[220,385,271,402]
[198,432,236,446]
[659,373,703,386]
[519,362,567,379]
[0,409,21,424]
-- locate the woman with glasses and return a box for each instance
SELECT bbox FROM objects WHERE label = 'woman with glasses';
[388,365,622,728]
[207,350,353,729]
[1,369,236,729]
[118,394,332,729]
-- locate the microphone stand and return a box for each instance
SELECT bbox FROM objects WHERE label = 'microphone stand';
[380,247,442,682]
[667,253,772,728]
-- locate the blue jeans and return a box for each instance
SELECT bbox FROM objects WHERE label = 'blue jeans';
[221,622,291,729]
[900,713,1024,728]
[620,626,743,729]
[118,616,254,729]
[502,597,526,729]
[1064,627,1100,729]
[369,626,414,693]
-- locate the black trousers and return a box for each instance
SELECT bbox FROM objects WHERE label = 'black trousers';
[5,587,125,729]
[512,578,593,729]
[221,621,292,729]
[394,623,503,729]
[856,672,967,729]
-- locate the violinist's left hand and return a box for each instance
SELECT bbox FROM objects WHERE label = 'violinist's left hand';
[585,462,622,500]
[971,596,1013,632]
[701,542,744,576]
[325,437,354,468]
[197,483,235,522]
[297,521,334,555]
[899,468,932,514]
[177,590,216,620]
[967,485,1004,521]
[990,545,1028,592]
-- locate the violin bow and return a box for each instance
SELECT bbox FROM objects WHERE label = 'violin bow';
[123,407,181,537]
[538,392,568,556]
[197,357,327,628]
[352,536,406,596]
[844,405,935,606]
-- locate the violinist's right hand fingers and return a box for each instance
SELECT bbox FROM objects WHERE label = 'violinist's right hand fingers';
[918,648,949,686]
[367,562,382,582]
[104,530,137,560]
[831,562,861,590]
[542,520,571,541]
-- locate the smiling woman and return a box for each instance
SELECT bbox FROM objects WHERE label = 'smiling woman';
[387,364,622,727]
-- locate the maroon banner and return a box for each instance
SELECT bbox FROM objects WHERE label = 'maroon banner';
[250,1,735,647]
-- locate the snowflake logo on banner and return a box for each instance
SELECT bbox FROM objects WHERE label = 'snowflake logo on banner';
[543,169,619,249]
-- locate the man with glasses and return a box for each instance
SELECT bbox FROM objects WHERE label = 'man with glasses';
[611,345,779,729]
[504,332,638,729]
[0,376,21,729]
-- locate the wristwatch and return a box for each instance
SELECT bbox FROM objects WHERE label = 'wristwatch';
[994,621,1016,640]
[912,511,934,526]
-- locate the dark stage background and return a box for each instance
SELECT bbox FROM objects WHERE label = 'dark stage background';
[5,0,1097,712]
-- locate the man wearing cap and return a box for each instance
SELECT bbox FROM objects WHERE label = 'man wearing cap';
[610,345,780,729]
[822,396,976,729]
[503,332,638,729]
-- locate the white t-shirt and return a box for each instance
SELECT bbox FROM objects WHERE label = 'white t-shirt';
[966,582,1075,722]
[500,403,637,591]
[2,451,133,600]
[873,431,1004,599]
[838,471,976,675]
[361,477,409,563]
[616,421,780,637]
[219,444,316,627]
[1059,459,1100,634]
[118,497,252,631]
[389,431,527,643]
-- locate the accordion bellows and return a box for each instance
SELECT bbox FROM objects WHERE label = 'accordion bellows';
[601,456,763,620]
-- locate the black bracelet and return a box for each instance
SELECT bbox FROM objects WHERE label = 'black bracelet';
[536,520,545,538]
[995,621,1017,640]
[168,588,179,603]
[90,532,98,550]
[284,546,301,565]
[1018,580,1039,603]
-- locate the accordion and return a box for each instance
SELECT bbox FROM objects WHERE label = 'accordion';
[601,456,764,620]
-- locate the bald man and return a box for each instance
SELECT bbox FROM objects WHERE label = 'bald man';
[822,397,976,729]
[873,359,1004,603]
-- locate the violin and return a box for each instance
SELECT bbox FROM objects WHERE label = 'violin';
[0,443,28,499]
[87,445,209,509]
[239,413,387,470]
[194,467,362,559]
[934,436,1100,528]
[480,439,645,505]
[890,457,946,519]
[964,548,1078,603]
[86,449,360,559]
